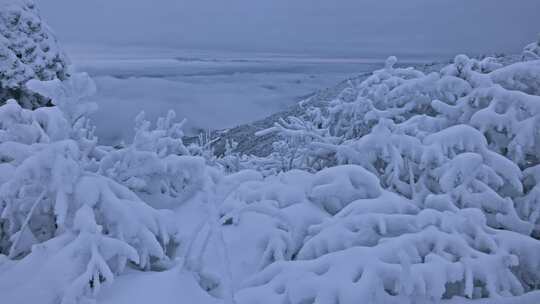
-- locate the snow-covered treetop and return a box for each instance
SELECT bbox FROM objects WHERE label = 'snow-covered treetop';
[523,33,540,61]
[0,0,70,108]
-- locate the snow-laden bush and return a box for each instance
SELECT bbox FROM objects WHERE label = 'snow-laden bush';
[258,56,473,172]
[219,169,322,273]
[519,164,540,238]
[219,43,540,303]
[434,55,540,168]
[99,110,207,209]
[254,51,540,233]
[523,34,540,61]
[255,110,341,173]
[0,74,178,304]
[0,0,70,108]
[207,164,540,304]
[238,211,540,303]
[257,53,539,171]
[322,121,529,233]
[229,165,540,304]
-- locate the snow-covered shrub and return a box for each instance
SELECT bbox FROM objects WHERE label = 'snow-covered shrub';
[0,0,70,108]
[233,165,540,304]
[218,169,321,273]
[302,120,530,234]
[213,162,537,303]
[307,165,382,215]
[217,48,540,303]
[433,55,540,169]
[489,60,540,96]
[237,209,540,304]
[255,112,340,173]
[0,74,178,303]
[254,51,540,235]
[523,34,540,61]
[99,111,207,208]
[518,164,540,237]
[215,139,242,174]
[25,72,102,161]
[323,119,424,199]
[421,125,531,234]
[256,56,474,173]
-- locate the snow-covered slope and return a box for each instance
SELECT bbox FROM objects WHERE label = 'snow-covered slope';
[206,55,521,158]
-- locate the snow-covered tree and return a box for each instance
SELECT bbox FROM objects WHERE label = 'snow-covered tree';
[523,34,540,61]
[255,111,340,173]
[420,125,530,234]
[0,0,70,109]
[433,55,540,169]
[0,74,178,303]
[518,164,540,237]
[99,111,208,208]
[233,166,540,304]
[253,52,540,237]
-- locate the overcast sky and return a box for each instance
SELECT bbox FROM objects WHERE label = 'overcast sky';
[36,0,540,58]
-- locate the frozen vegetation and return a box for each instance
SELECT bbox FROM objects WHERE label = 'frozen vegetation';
[1,1,540,304]
[0,0,69,108]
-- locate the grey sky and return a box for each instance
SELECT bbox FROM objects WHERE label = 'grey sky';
[36,0,540,57]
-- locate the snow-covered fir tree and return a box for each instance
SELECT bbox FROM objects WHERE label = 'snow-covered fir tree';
[0,0,69,109]
[99,110,208,209]
[523,34,540,61]
[0,74,178,304]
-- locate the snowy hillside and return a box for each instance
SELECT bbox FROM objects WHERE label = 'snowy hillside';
[205,55,525,158]
[1,1,540,304]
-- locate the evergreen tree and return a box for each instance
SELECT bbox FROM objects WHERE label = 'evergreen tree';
[0,0,69,109]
